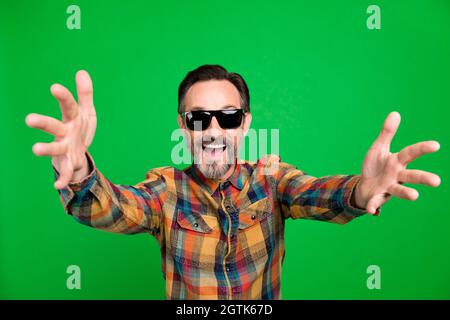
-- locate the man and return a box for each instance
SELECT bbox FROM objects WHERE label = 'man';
[26,65,441,299]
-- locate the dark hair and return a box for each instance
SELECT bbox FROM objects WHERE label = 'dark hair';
[178,64,250,113]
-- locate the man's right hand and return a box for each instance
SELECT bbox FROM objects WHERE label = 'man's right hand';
[26,70,97,189]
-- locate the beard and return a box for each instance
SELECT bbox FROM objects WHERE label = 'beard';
[199,161,233,179]
[191,131,238,179]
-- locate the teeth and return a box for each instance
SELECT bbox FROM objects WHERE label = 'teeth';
[204,144,225,149]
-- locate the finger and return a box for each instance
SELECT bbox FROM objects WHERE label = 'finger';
[54,157,73,189]
[75,70,94,110]
[366,193,392,215]
[32,142,68,157]
[398,140,440,165]
[388,184,419,201]
[398,169,441,187]
[370,111,401,151]
[25,113,67,138]
[50,83,79,122]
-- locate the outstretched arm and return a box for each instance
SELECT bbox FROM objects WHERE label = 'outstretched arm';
[275,112,440,223]
[26,70,164,235]
[54,153,165,235]
[276,163,367,224]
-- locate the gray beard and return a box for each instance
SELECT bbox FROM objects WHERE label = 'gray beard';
[192,134,239,180]
[197,162,233,179]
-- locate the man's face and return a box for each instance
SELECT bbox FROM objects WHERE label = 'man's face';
[178,80,252,179]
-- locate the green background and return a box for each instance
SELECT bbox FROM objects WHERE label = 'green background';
[1,0,449,299]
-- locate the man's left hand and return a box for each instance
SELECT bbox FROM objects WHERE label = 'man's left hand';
[353,111,441,214]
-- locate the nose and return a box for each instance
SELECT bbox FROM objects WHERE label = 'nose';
[208,115,222,130]
[204,115,226,139]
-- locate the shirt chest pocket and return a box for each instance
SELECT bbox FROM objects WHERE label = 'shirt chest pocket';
[170,209,221,270]
[237,198,275,263]
[176,209,219,233]
[238,197,273,229]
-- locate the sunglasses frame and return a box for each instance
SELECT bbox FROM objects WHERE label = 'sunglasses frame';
[180,108,246,131]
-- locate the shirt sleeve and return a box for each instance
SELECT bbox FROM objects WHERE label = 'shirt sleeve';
[274,160,369,224]
[54,153,166,236]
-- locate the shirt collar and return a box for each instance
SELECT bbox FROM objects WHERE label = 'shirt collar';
[187,162,250,195]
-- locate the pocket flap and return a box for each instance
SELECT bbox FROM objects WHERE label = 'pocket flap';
[177,209,218,233]
[238,198,271,229]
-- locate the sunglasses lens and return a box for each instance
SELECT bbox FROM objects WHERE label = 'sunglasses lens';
[185,112,212,131]
[216,110,243,129]
[184,109,244,131]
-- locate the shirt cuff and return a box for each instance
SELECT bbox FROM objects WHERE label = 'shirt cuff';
[53,152,97,211]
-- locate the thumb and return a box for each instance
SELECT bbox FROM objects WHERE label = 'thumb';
[366,193,391,215]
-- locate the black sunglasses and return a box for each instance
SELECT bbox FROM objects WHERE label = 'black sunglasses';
[181,109,245,131]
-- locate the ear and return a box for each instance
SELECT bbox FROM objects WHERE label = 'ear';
[242,112,252,136]
[178,114,185,129]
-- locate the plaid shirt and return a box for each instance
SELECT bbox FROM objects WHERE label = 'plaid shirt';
[57,153,367,300]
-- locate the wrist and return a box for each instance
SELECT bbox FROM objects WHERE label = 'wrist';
[352,179,368,210]
[71,154,90,182]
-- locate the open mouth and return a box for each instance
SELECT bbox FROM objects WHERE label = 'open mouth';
[202,143,227,151]
[201,142,227,159]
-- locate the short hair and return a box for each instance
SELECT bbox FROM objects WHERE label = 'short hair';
[178,64,250,113]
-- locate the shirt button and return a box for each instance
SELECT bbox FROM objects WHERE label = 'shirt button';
[226,267,230,272]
